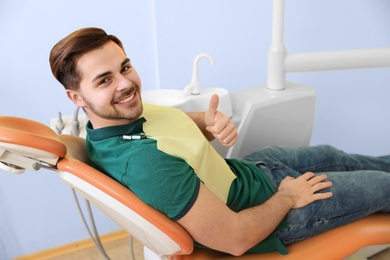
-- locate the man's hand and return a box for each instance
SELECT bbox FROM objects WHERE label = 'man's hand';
[277,172,333,208]
[205,94,238,147]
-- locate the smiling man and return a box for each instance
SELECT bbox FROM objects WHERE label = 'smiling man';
[49,27,390,256]
[56,41,143,128]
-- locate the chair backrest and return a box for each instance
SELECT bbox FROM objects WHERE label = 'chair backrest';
[57,134,194,259]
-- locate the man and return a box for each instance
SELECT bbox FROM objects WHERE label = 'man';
[49,27,390,256]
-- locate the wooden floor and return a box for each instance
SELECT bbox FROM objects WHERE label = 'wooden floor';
[49,239,390,260]
[360,247,390,260]
[47,236,145,260]
[16,234,390,260]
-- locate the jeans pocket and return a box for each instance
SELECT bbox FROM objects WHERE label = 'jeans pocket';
[255,160,285,170]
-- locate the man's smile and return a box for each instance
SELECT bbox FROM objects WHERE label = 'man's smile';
[115,88,138,105]
[118,92,135,104]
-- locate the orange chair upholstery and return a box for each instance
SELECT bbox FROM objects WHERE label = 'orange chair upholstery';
[0,116,66,158]
[177,214,390,259]
[1,116,390,260]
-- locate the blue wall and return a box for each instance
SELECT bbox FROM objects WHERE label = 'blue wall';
[0,0,389,258]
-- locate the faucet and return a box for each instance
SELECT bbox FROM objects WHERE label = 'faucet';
[184,53,214,96]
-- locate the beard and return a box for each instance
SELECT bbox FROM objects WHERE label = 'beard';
[81,88,143,122]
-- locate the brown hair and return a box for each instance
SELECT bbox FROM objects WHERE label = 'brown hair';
[49,27,124,90]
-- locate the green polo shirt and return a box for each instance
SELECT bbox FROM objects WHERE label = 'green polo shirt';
[86,104,288,254]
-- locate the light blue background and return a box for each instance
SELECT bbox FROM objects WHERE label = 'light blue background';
[0,0,389,258]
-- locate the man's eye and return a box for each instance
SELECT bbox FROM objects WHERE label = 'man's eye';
[99,78,109,85]
[122,65,131,73]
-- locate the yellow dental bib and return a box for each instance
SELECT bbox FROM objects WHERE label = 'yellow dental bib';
[142,103,236,202]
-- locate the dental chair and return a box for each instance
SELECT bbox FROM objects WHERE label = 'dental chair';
[1,116,390,260]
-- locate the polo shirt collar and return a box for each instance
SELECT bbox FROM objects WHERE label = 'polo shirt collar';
[86,117,146,141]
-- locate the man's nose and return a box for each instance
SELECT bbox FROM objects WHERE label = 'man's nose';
[116,75,132,91]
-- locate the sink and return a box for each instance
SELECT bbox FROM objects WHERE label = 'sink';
[187,88,233,118]
[142,89,190,111]
[142,88,233,118]
[142,53,233,117]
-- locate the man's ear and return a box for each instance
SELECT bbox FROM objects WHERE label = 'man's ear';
[66,90,85,107]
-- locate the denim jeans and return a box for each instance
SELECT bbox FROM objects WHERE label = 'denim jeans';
[241,145,390,245]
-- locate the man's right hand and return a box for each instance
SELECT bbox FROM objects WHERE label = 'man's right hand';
[277,172,333,209]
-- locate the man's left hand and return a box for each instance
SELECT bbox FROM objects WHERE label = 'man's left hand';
[205,94,238,147]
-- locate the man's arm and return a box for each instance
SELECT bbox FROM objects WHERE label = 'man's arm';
[186,94,238,146]
[186,111,215,141]
[178,172,333,256]
[182,95,332,255]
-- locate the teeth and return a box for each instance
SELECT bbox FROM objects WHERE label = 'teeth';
[119,93,135,104]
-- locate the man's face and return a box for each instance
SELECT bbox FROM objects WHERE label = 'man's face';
[67,41,143,128]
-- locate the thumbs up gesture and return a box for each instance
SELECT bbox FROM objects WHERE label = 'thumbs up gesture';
[205,94,238,147]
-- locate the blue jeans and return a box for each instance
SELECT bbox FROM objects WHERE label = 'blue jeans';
[242,145,390,245]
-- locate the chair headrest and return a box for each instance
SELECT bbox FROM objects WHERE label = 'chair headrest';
[0,116,66,158]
